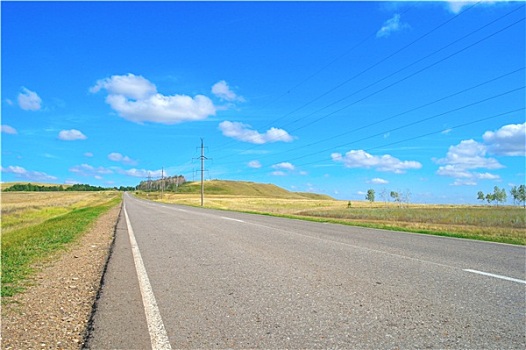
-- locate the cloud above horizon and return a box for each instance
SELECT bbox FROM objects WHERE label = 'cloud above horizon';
[108,152,138,166]
[1,165,57,181]
[212,80,245,102]
[219,121,294,144]
[332,149,422,173]
[18,87,42,111]
[90,73,217,124]
[435,122,523,185]
[58,129,87,141]
[376,14,410,38]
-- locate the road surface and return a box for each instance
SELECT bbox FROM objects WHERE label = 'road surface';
[85,193,525,349]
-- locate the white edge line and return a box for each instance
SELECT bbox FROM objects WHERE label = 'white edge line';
[124,204,172,350]
[221,216,245,223]
[463,269,526,284]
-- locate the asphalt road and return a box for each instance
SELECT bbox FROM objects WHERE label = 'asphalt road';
[85,193,525,349]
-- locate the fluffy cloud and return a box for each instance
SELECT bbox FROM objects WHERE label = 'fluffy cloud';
[435,139,503,185]
[219,121,294,144]
[108,152,138,166]
[369,177,389,185]
[331,150,422,174]
[483,122,525,156]
[376,14,410,38]
[18,87,42,111]
[272,162,295,171]
[69,164,113,177]
[248,160,262,169]
[58,129,87,141]
[1,165,57,181]
[117,168,164,178]
[1,125,17,134]
[212,80,245,102]
[445,0,504,14]
[91,73,216,124]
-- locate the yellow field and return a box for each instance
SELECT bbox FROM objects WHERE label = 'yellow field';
[1,191,120,234]
[139,192,526,245]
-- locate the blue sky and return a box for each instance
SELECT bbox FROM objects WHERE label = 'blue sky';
[1,1,525,204]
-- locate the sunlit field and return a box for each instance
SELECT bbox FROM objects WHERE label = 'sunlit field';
[1,191,121,297]
[139,192,526,245]
[1,191,119,234]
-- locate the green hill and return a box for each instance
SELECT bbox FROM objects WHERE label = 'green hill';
[176,180,334,200]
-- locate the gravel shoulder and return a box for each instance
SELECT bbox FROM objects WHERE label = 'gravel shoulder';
[1,204,121,349]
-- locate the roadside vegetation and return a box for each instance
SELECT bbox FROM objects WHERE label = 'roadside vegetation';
[135,180,526,246]
[1,191,121,298]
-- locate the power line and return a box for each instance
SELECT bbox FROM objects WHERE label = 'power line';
[296,107,525,168]
[216,3,523,161]
[284,86,525,164]
[264,67,524,160]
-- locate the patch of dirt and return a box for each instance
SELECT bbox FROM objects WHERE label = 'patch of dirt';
[1,204,121,349]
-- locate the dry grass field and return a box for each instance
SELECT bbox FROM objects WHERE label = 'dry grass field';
[1,191,119,234]
[1,190,121,297]
[139,190,526,245]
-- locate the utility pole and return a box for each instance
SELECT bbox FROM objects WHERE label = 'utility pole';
[161,167,164,200]
[200,138,206,206]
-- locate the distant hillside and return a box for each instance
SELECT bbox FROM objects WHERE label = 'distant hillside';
[175,180,335,200]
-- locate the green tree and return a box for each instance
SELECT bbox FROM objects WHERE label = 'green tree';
[366,189,375,203]
[390,191,401,207]
[493,186,507,206]
[477,191,485,204]
[510,185,526,208]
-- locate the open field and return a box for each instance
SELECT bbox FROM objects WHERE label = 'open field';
[1,191,121,297]
[1,191,119,234]
[137,190,526,245]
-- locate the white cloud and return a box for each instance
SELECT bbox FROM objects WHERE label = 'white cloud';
[212,80,245,102]
[58,129,87,141]
[482,122,525,156]
[435,139,504,185]
[108,152,138,166]
[1,165,57,181]
[331,149,422,174]
[69,164,113,177]
[91,73,216,124]
[118,168,164,178]
[90,73,156,99]
[1,125,17,134]
[376,14,410,38]
[219,121,294,144]
[445,0,504,14]
[248,160,262,169]
[84,152,94,157]
[436,139,503,169]
[18,87,42,111]
[272,162,295,171]
[271,171,286,176]
[369,177,389,185]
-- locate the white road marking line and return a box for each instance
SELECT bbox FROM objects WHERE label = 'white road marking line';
[124,205,172,350]
[221,216,245,223]
[463,269,526,284]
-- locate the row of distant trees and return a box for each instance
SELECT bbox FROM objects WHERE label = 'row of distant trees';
[365,188,411,207]
[477,185,525,207]
[3,183,136,192]
[362,185,526,207]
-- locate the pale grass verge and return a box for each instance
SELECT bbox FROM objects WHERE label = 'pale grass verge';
[1,191,120,234]
[141,192,525,245]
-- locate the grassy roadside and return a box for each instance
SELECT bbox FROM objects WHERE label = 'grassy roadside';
[1,194,121,298]
[137,192,526,246]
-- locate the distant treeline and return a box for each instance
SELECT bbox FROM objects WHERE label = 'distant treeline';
[3,183,136,192]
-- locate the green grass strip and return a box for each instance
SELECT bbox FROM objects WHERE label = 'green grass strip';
[1,197,120,298]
